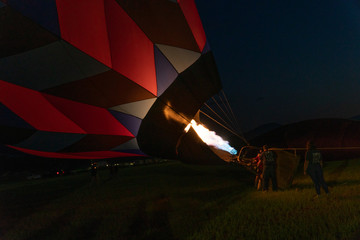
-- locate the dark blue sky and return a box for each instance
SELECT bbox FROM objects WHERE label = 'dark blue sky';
[196,0,360,131]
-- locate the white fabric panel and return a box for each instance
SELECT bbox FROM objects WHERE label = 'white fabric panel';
[156,44,201,73]
[109,98,156,119]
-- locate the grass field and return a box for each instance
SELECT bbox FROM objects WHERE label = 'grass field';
[0,158,360,240]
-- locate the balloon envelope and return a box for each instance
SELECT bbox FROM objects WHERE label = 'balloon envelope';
[0,0,222,160]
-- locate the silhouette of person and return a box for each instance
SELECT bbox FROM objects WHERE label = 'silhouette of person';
[260,145,277,191]
[254,149,263,190]
[90,161,98,185]
[304,141,329,198]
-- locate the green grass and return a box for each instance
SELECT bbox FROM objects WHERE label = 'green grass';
[0,159,360,240]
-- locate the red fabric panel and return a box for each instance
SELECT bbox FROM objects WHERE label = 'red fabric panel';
[8,145,89,159]
[43,93,134,136]
[70,151,144,158]
[8,145,143,159]
[178,0,206,52]
[105,0,157,96]
[115,0,200,52]
[56,0,112,67]
[0,80,85,133]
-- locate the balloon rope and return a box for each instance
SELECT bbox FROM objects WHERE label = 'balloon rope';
[211,96,237,129]
[220,90,243,133]
[200,110,249,145]
[203,103,237,132]
[218,92,232,118]
[218,92,240,132]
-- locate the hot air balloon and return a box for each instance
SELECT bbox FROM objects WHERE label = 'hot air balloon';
[0,0,243,164]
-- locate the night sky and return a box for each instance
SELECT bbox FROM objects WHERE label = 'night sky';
[195,0,360,132]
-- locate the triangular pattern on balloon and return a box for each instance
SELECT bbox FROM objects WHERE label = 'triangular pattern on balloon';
[154,45,178,96]
[111,138,140,151]
[109,98,156,119]
[0,6,58,58]
[202,40,211,54]
[60,135,134,153]
[42,70,156,108]
[5,0,60,36]
[120,149,146,155]
[156,44,201,73]
[115,0,199,52]
[56,0,112,66]
[1,127,36,146]
[14,131,85,152]
[0,144,29,158]
[43,93,133,136]
[0,41,109,91]
[178,0,207,52]
[109,110,142,136]
[111,138,145,155]
[69,150,144,159]
[0,80,86,134]
[104,0,157,96]
[0,103,34,129]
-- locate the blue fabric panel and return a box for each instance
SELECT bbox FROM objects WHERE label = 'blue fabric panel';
[15,131,86,152]
[0,103,34,129]
[109,110,142,136]
[7,0,60,36]
[154,45,178,96]
[202,40,211,54]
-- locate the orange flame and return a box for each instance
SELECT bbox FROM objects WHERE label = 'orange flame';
[184,120,237,155]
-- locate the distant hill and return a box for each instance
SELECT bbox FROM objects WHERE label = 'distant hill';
[350,115,360,121]
[244,122,282,141]
[249,118,360,161]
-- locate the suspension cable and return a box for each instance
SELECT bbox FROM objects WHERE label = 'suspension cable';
[203,103,237,133]
[200,110,249,145]
[211,96,238,130]
[220,90,242,132]
[217,93,239,132]
[217,92,232,117]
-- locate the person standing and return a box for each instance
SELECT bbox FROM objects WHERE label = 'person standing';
[90,161,98,186]
[254,149,263,190]
[261,145,277,191]
[304,141,329,198]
